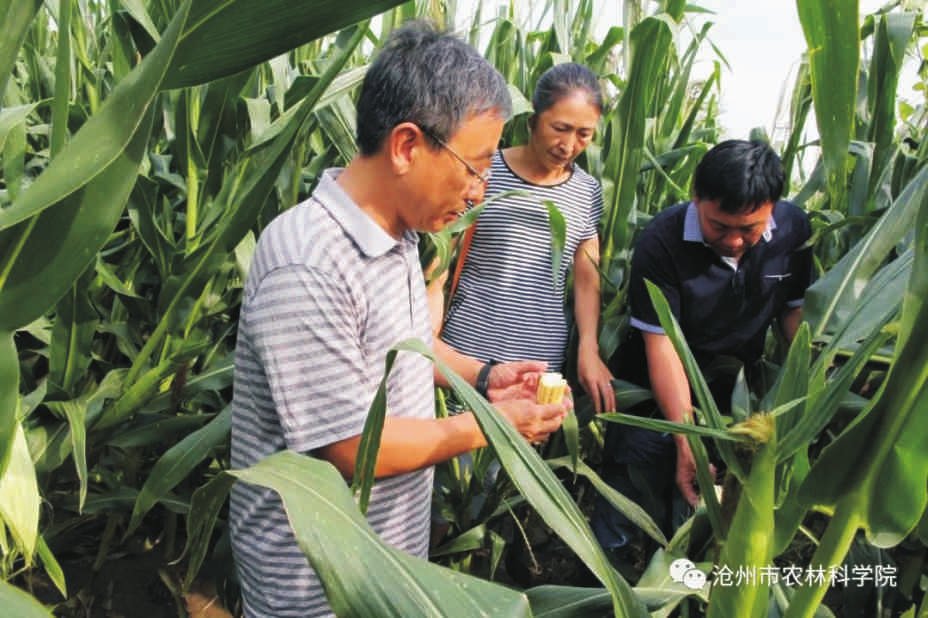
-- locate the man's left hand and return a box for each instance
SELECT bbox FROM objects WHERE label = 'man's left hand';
[486,360,547,402]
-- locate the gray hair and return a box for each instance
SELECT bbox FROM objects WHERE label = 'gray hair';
[356,21,512,155]
[532,62,603,116]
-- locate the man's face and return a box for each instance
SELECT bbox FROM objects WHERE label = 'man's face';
[405,111,504,233]
[696,198,774,259]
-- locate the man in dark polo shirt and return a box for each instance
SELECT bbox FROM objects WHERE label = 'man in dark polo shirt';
[592,140,813,574]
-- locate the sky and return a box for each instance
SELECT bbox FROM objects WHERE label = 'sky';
[456,0,899,141]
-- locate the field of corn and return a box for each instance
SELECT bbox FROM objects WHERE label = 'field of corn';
[1,0,926,616]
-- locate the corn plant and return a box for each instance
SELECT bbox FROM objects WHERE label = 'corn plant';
[0,0,407,607]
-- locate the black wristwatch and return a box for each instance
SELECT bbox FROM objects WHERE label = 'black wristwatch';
[475,360,499,398]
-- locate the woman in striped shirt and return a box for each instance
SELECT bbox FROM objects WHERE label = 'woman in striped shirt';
[434,62,616,414]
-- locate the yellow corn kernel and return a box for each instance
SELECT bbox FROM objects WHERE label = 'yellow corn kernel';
[537,372,567,404]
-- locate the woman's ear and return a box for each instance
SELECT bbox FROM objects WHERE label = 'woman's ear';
[527,113,537,130]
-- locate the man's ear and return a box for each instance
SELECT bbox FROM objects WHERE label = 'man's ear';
[388,122,423,176]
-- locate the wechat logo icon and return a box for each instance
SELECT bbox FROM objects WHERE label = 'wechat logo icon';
[670,557,707,590]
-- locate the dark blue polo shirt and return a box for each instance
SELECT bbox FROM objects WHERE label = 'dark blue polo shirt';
[625,200,812,369]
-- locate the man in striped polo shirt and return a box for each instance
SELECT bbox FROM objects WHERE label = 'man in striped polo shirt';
[229,22,569,617]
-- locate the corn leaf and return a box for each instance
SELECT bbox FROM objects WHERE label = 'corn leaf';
[126,407,230,536]
[803,165,927,340]
[49,270,98,396]
[0,332,17,478]
[600,2,685,268]
[388,338,648,617]
[164,0,405,88]
[708,420,777,618]
[125,22,368,385]
[0,580,52,618]
[866,13,916,187]
[0,421,40,560]
[185,452,532,616]
[547,456,667,547]
[0,0,44,96]
[783,180,928,617]
[796,0,859,205]
[644,280,740,517]
[35,535,66,598]
[0,1,191,232]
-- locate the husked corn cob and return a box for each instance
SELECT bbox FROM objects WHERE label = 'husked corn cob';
[536,372,567,404]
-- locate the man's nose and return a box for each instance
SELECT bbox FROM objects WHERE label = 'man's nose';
[465,180,486,204]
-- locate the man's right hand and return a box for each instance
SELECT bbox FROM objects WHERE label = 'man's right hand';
[674,437,716,507]
[674,438,700,507]
[495,398,568,444]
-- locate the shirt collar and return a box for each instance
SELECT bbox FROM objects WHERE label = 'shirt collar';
[682,201,777,244]
[313,168,415,257]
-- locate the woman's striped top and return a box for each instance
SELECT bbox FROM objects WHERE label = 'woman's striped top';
[440,150,603,371]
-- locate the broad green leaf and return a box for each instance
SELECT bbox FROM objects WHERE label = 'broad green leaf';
[526,585,613,617]
[390,339,648,617]
[548,456,667,547]
[185,452,532,616]
[44,400,89,512]
[117,0,161,43]
[0,103,41,153]
[708,417,776,618]
[0,581,52,618]
[126,22,368,385]
[0,331,17,477]
[796,0,858,204]
[0,421,40,560]
[49,270,98,395]
[164,0,406,88]
[784,181,928,618]
[600,3,686,268]
[126,407,230,536]
[803,165,927,340]
[105,414,213,449]
[543,200,567,288]
[36,535,67,598]
[866,13,916,187]
[430,524,487,557]
[635,548,710,613]
[599,412,745,443]
[644,280,736,532]
[0,0,44,96]
[777,319,893,461]
[0,1,191,232]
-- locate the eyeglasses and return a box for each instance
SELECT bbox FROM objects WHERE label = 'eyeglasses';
[420,127,492,186]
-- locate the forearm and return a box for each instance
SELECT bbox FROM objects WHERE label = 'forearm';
[433,336,483,388]
[780,306,803,342]
[318,413,486,479]
[643,332,693,442]
[573,239,602,351]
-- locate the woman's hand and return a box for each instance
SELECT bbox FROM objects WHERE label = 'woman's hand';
[577,343,615,413]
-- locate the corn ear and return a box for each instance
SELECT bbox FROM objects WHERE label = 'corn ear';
[537,372,567,404]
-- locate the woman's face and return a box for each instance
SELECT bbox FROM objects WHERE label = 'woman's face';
[529,90,600,173]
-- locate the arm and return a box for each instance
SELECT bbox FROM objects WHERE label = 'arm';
[573,236,615,413]
[642,331,701,507]
[425,259,449,338]
[319,399,567,478]
[780,305,803,342]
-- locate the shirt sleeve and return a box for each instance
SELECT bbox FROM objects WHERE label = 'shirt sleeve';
[247,265,373,454]
[581,179,605,241]
[628,226,681,334]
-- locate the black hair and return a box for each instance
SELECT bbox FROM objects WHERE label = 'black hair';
[692,140,785,213]
[355,21,511,155]
[532,62,603,116]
